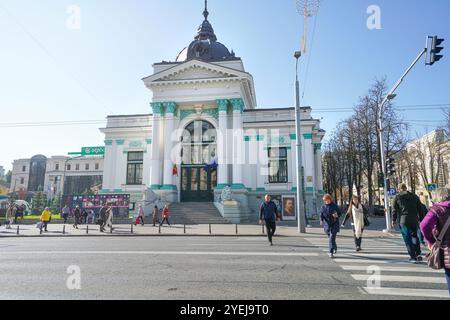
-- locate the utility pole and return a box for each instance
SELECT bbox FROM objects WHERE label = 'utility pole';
[295,51,306,234]
[379,35,444,233]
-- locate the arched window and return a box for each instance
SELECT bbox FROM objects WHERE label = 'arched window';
[181,120,216,165]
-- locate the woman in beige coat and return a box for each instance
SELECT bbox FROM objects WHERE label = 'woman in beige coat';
[347,195,365,252]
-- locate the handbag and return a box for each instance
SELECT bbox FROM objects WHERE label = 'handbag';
[36,221,44,229]
[426,215,450,270]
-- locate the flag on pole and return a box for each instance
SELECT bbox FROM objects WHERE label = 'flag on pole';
[172,164,178,176]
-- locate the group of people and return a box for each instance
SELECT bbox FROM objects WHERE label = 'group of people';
[3,202,26,228]
[135,205,171,227]
[259,185,450,293]
[318,184,450,293]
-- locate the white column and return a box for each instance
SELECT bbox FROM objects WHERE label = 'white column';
[102,140,116,190]
[143,138,152,187]
[216,99,229,188]
[231,98,244,189]
[115,139,127,188]
[314,143,324,192]
[150,103,163,189]
[162,102,176,189]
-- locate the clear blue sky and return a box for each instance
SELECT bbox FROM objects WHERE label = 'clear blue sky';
[0,0,449,171]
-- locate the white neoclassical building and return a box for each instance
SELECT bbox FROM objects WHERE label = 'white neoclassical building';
[100,3,325,222]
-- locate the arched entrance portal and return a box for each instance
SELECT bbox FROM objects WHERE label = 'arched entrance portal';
[180,120,218,202]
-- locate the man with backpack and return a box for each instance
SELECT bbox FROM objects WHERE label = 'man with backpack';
[393,184,425,263]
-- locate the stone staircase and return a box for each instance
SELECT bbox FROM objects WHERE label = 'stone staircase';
[165,202,231,225]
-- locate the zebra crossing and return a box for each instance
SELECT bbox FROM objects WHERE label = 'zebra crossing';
[305,234,450,299]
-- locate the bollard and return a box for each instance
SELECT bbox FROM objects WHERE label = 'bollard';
[40,227,43,235]
[17,225,20,235]
[131,223,134,234]
[159,225,161,234]
[110,226,113,234]
[184,224,186,234]
[63,225,66,235]
[86,225,89,234]
[235,224,238,235]
[209,224,212,235]
[262,224,264,234]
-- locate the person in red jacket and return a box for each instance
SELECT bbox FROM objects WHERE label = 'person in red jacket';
[160,205,171,227]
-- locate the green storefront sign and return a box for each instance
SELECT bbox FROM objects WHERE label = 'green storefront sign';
[81,147,105,156]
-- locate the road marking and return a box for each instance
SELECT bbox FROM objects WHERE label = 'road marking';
[352,274,446,284]
[0,251,319,257]
[362,287,450,299]
[341,265,442,274]
[334,258,419,264]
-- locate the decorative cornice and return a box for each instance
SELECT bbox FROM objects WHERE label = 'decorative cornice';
[150,102,164,116]
[180,109,196,121]
[104,140,113,146]
[116,139,125,146]
[203,108,218,120]
[303,133,313,140]
[216,99,229,113]
[163,102,177,115]
[146,139,153,145]
[230,98,245,113]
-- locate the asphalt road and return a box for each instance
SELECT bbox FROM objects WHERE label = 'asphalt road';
[0,235,448,300]
[0,235,363,300]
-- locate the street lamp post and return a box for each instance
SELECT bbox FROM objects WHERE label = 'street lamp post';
[295,51,307,234]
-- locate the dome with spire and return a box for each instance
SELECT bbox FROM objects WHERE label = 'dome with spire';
[176,1,237,62]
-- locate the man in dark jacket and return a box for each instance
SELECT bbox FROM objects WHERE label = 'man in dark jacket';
[259,195,280,246]
[393,184,424,263]
[320,194,342,258]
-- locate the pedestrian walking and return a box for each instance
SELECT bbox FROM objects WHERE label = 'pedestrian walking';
[73,205,81,229]
[347,195,365,252]
[259,195,280,246]
[152,206,160,227]
[14,204,24,224]
[420,187,450,294]
[135,205,145,226]
[99,204,108,232]
[320,194,342,258]
[160,205,171,227]
[40,207,52,232]
[418,202,428,246]
[5,203,15,229]
[82,208,89,224]
[104,204,113,230]
[61,205,70,224]
[393,184,425,263]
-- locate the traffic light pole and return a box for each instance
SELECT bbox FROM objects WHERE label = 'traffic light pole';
[379,47,427,233]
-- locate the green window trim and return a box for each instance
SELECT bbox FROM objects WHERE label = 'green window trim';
[303,133,313,140]
[289,134,297,140]
[244,136,251,142]
[116,139,125,145]
[256,135,265,141]
[146,139,152,145]
[150,102,164,115]
[230,98,245,113]
[104,140,113,146]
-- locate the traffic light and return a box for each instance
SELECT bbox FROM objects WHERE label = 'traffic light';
[386,157,396,176]
[378,172,385,188]
[429,36,445,66]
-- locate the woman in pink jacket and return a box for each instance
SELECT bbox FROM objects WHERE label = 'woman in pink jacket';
[420,188,450,293]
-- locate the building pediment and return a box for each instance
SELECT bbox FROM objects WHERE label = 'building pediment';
[143,59,251,87]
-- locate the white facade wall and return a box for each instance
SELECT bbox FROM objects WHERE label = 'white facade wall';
[10,159,30,192]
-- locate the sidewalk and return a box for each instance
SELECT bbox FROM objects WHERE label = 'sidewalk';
[0,222,401,239]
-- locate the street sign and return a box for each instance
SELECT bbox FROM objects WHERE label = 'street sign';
[426,184,438,192]
[81,147,105,156]
[388,188,397,197]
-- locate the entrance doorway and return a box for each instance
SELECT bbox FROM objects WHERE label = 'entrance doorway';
[181,166,217,202]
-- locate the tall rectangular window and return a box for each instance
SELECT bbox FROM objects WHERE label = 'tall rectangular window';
[67,164,71,171]
[95,163,99,170]
[55,163,59,171]
[75,164,80,171]
[85,164,89,171]
[20,178,24,184]
[127,152,143,185]
[22,166,26,172]
[268,147,288,183]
